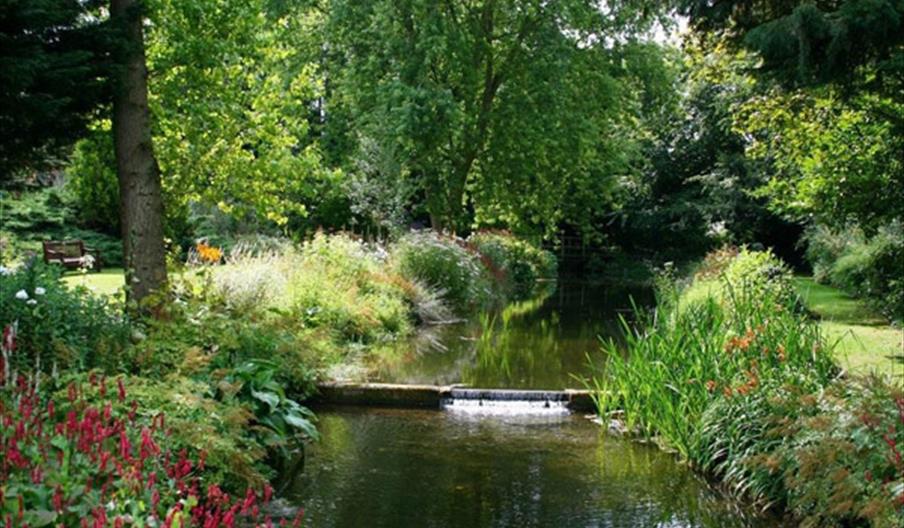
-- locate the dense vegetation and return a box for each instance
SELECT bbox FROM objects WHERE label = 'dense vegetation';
[0,231,555,521]
[593,248,903,527]
[2,0,902,525]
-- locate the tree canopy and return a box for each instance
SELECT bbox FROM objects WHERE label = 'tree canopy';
[0,0,112,178]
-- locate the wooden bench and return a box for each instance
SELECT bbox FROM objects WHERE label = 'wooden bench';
[42,240,102,271]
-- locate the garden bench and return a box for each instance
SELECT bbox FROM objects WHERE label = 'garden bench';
[42,240,102,271]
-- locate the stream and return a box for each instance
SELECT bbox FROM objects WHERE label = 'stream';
[285,282,787,527]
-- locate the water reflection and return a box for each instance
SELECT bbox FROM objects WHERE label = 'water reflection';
[287,406,785,528]
[369,281,654,389]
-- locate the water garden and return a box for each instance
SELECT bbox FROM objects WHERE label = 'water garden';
[2,1,903,527]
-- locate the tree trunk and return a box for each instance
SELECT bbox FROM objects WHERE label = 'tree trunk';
[111,0,167,304]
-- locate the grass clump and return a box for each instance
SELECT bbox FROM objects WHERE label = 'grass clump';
[592,247,904,526]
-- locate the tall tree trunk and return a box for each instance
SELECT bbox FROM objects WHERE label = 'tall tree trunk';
[111,0,167,304]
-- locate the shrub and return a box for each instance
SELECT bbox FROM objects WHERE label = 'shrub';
[701,376,904,527]
[591,247,904,526]
[681,246,798,315]
[0,187,124,268]
[0,261,130,375]
[67,124,120,234]
[467,231,557,299]
[392,231,492,313]
[288,233,416,342]
[805,223,904,323]
[0,374,303,527]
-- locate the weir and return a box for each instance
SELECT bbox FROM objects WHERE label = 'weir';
[314,381,596,413]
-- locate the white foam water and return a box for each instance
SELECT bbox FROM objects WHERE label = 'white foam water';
[440,397,571,416]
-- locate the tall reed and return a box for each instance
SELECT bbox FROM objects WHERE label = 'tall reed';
[592,253,838,462]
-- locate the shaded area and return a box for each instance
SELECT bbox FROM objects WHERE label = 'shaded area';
[369,282,653,389]
[286,406,787,528]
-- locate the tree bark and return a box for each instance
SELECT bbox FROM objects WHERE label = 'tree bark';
[111,0,167,304]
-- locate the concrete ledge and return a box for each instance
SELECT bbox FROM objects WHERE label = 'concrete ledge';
[314,381,447,408]
[314,382,597,413]
[564,389,597,413]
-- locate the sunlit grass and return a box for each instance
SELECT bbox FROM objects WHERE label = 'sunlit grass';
[62,267,126,297]
[793,276,903,382]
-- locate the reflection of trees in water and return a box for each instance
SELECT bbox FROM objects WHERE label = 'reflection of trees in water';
[371,281,656,389]
[289,408,782,528]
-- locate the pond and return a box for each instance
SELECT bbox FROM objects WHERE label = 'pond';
[287,282,786,527]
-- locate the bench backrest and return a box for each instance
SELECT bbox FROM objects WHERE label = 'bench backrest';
[42,240,85,259]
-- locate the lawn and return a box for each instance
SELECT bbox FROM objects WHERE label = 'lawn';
[794,276,903,382]
[62,268,126,297]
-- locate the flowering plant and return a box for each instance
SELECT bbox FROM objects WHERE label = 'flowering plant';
[0,372,304,527]
[0,262,129,374]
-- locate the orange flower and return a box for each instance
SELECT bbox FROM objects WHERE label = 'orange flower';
[196,242,223,264]
[705,380,717,393]
[722,386,733,398]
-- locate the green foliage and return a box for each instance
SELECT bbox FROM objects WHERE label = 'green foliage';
[147,0,340,230]
[677,1,904,94]
[467,231,556,300]
[215,359,319,459]
[804,224,904,323]
[740,91,904,232]
[617,39,804,264]
[681,246,798,313]
[0,0,112,176]
[392,231,492,314]
[0,373,299,524]
[0,188,123,267]
[593,247,904,525]
[66,122,120,235]
[592,249,838,461]
[325,0,669,235]
[68,373,272,490]
[0,261,130,374]
[701,376,904,527]
[287,233,416,342]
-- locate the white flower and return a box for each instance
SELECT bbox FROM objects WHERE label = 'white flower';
[15,289,28,300]
[26,299,37,306]
[0,266,11,276]
[34,287,46,296]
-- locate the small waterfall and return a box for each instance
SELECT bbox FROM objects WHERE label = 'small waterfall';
[441,388,571,415]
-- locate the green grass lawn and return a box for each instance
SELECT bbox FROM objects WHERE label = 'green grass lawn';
[794,276,903,382]
[62,268,126,297]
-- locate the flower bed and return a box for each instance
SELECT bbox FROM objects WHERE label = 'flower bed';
[0,373,303,527]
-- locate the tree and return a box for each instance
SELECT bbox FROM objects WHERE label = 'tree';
[325,0,663,236]
[672,0,904,231]
[111,0,167,303]
[0,0,111,179]
[615,40,804,263]
[675,0,904,94]
[146,0,336,232]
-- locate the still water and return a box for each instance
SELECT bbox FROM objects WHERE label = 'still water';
[369,281,654,389]
[286,407,783,527]
[288,282,785,527]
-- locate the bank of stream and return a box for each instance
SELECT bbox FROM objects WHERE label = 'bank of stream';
[286,282,788,527]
